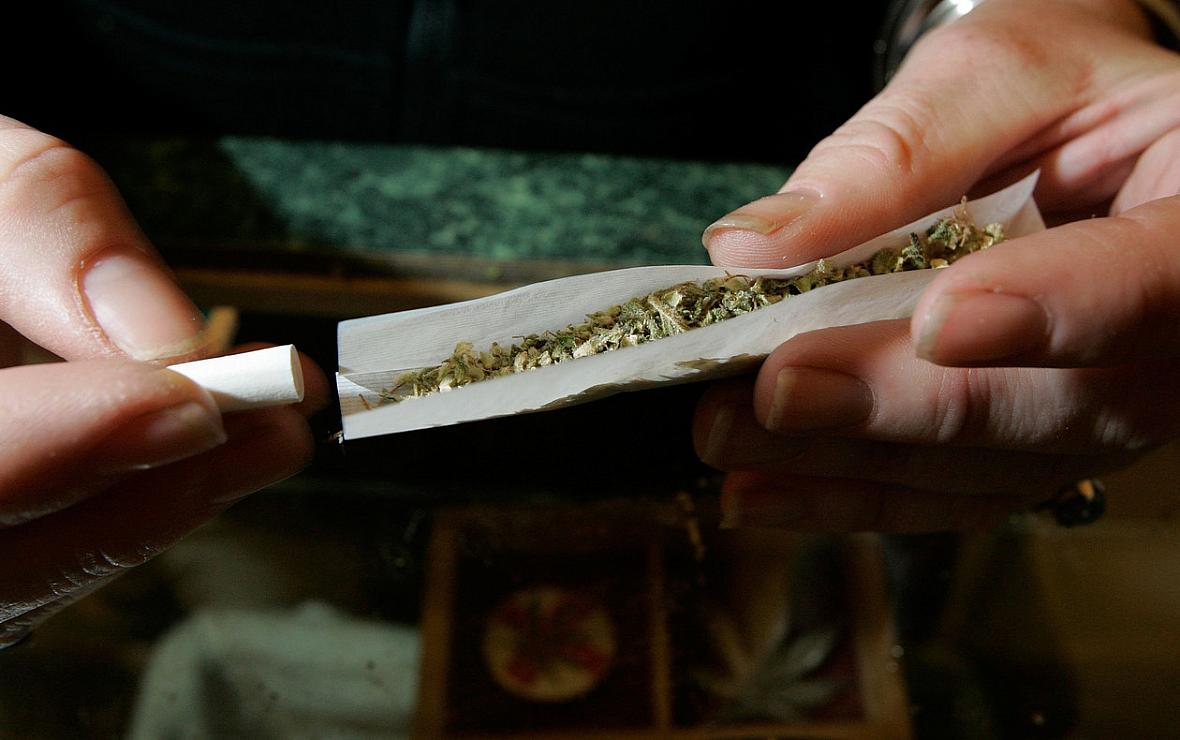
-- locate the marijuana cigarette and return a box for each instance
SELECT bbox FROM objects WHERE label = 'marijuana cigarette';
[383,212,1004,403]
[170,344,305,413]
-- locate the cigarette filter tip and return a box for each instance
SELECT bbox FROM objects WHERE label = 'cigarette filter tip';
[170,344,305,413]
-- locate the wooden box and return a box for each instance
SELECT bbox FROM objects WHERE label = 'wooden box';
[415,502,910,739]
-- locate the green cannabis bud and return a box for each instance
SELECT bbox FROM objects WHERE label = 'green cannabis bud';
[382,212,1004,403]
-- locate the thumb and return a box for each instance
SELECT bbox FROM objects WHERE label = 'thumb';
[0,360,225,525]
[701,4,1094,268]
[0,116,207,362]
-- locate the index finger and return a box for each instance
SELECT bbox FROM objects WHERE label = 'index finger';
[0,116,206,362]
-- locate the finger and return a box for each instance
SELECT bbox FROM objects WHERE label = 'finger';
[912,196,1180,367]
[0,407,313,630]
[0,116,206,362]
[0,360,225,526]
[1112,127,1180,214]
[1033,74,1180,211]
[719,473,1018,532]
[701,4,1098,267]
[1035,157,1134,218]
[742,321,1180,454]
[979,73,1180,213]
[694,381,1133,496]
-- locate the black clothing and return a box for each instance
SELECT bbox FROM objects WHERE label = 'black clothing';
[9,1,888,161]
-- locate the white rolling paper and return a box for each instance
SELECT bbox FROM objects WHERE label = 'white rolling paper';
[171,345,305,413]
[336,173,1044,440]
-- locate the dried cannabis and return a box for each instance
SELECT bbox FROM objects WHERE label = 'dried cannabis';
[381,212,1004,403]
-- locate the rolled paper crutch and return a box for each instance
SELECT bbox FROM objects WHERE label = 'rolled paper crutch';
[170,345,305,413]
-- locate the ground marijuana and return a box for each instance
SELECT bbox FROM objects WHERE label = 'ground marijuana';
[381,211,1004,403]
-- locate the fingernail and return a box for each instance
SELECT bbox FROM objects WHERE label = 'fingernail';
[721,489,809,528]
[92,401,226,473]
[702,190,819,249]
[82,250,206,361]
[702,403,736,466]
[767,368,873,432]
[916,292,1047,364]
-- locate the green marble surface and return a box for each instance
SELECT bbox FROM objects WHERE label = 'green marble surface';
[92,138,790,269]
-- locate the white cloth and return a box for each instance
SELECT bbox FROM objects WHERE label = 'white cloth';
[129,603,418,740]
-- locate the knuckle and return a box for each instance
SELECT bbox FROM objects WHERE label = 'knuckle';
[911,20,1052,76]
[926,368,979,444]
[815,115,913,178]
[925,368,1050,450]
[811,90,940,180]
[2,132,83,183]
[1092,402,1176,453]
[0,137,108,216]
[1091,413,1155,451]
[960,369,1088,450]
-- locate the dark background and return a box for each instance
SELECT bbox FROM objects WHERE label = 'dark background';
[6,0,888,161]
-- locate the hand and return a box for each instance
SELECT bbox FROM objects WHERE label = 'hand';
[0,115,328,646]
[694,0,1180,531]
